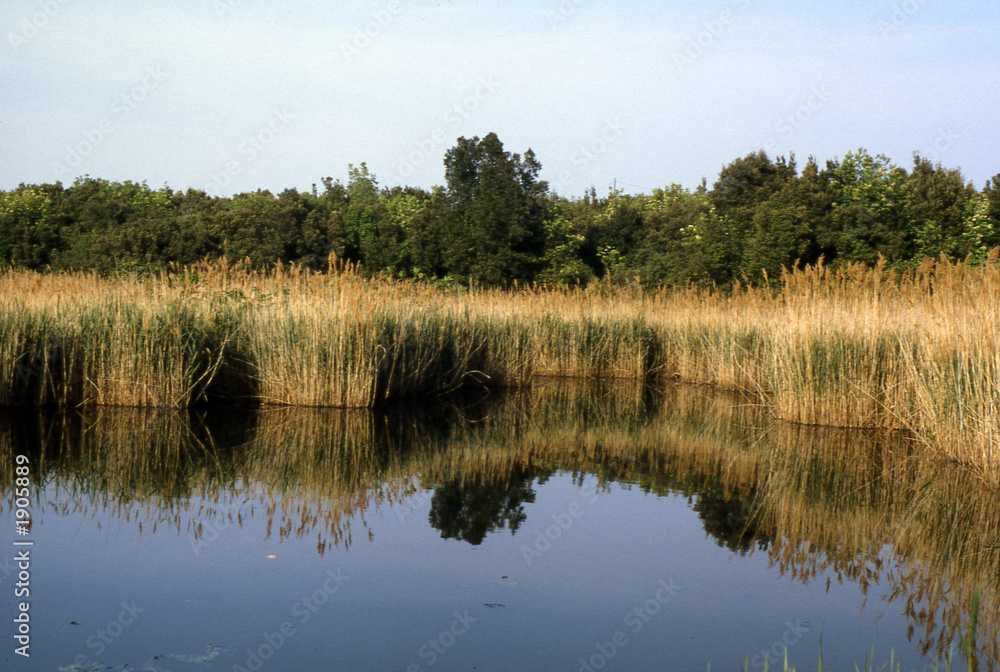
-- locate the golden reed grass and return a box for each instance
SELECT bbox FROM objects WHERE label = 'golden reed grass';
[1,251,999,478]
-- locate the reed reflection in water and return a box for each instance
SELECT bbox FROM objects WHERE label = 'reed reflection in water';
[0,380,996,669]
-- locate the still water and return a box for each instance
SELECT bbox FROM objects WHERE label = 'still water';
[1,381,996,671]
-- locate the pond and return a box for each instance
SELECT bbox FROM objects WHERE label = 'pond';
[0,381,996,671]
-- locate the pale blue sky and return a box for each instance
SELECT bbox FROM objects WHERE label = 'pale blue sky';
[2,0,997,197]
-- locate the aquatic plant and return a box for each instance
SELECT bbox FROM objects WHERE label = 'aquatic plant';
[0,252,998,480]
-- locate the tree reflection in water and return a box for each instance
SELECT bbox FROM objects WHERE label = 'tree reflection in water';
[428,467,539,545]
[692,489,770,555]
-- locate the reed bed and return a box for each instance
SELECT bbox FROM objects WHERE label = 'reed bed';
[2,252,999,478]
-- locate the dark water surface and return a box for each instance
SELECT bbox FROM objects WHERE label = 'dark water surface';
[1,382,997,671]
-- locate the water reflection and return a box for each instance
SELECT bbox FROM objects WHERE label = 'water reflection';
[1,380,997,668]
[429,468,538,545]
[692,489,767,555]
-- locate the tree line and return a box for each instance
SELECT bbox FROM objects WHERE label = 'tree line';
[2,132,998,286]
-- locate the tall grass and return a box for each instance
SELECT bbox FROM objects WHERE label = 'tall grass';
[1,252,999,479]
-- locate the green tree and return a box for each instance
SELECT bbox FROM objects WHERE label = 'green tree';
[375,187,431,277]
[709,151,796,282]
[440,133,550,286]
[537,203,594,285]
[212,191,286,266]
[822,149,910,265]
[632,185,714,286]
[587,189,646,281]
[170,188,224,264]
[52,177,177,272]
[907,155,977,261]
[552,186,611,279]
[957,193,995,263]
[742,158,833,282]
[981,173,1000,251]
[0,183,64,268]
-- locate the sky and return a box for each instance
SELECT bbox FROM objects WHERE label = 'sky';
[1,0,998,198]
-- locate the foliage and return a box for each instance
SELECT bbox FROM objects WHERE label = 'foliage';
[439,132,549,286]
[0,139,997,288]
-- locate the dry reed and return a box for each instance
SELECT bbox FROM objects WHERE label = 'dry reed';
[1,252,999,478]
